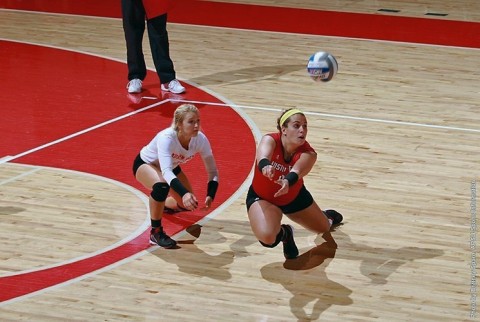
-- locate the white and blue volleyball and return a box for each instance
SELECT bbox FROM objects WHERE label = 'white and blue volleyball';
[306,51,338,82]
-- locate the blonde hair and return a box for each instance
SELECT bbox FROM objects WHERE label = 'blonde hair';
[276,108,304,131]
[172,104,199,132]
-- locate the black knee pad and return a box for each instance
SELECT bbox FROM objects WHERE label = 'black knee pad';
[258,228,284,248]
[151,182,170,202]
[259,240,277,248]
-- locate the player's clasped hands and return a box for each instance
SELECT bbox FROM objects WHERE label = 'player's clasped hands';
[261,165,289,197]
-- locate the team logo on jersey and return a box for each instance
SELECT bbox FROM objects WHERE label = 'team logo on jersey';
[171,153,194,163]
[271,161,287,173]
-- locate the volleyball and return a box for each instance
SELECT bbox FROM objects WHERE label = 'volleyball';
[306,51,338,82]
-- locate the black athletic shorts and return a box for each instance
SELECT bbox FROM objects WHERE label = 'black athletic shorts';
[132,153,181,176]
[245,184,314,214]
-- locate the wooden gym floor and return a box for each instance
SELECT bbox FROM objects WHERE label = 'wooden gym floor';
[0,0,479,321]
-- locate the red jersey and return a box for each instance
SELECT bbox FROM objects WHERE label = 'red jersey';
[251,132,316,206]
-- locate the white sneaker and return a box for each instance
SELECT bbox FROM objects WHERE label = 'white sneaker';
[127,79,142,93]
[161,79,185,94]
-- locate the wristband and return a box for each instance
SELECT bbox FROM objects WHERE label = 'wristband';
[170,178,189,197]
[258,158,271,171]
[207,180,219,200]
[284,172,299,186]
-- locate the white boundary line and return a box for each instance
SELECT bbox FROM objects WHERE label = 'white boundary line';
[0,165,150,307]
[169,99,480,134]
[0,163,151,277]
[0,99,169,164]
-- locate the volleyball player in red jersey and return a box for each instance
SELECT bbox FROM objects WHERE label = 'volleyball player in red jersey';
[246,108,343,259]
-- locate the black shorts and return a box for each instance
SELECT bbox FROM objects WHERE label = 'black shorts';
[132,153,181,176]
[245,184,314,214]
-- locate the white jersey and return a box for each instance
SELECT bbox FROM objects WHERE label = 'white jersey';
[140,127,218,184]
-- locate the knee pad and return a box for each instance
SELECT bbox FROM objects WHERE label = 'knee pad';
[259,240,277,248]
[151,182,170,202]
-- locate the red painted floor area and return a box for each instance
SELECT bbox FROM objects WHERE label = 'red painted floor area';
[0,0,479,48]
[0,40,255,302]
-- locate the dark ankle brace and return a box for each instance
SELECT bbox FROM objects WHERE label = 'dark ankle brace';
[151,219,161,228]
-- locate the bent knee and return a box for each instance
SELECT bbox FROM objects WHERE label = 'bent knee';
[255,230,278,246]
[151,182,169,202]
[258,236,277,247]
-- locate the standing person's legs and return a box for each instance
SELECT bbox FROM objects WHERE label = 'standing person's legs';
[146,14,176,84]
[122,0,148,81]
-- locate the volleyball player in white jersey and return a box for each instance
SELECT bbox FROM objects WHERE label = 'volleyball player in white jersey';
[132,104,219,248]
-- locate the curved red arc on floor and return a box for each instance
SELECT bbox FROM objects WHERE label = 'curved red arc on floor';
[0,41,255,302]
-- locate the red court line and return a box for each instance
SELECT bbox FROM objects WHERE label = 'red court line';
[0,230,150,302]
[0,0,479,48]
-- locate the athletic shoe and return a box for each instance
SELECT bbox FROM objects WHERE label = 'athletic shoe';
[127,78,142,93]
[161,79,185,94]
[149,227,177,248]
[163,206,178,214]
[163,206,188,215]
[281,224,299,259]
[324,209,343,226]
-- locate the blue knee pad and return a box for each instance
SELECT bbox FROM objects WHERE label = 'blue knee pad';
[151,182,170,202]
